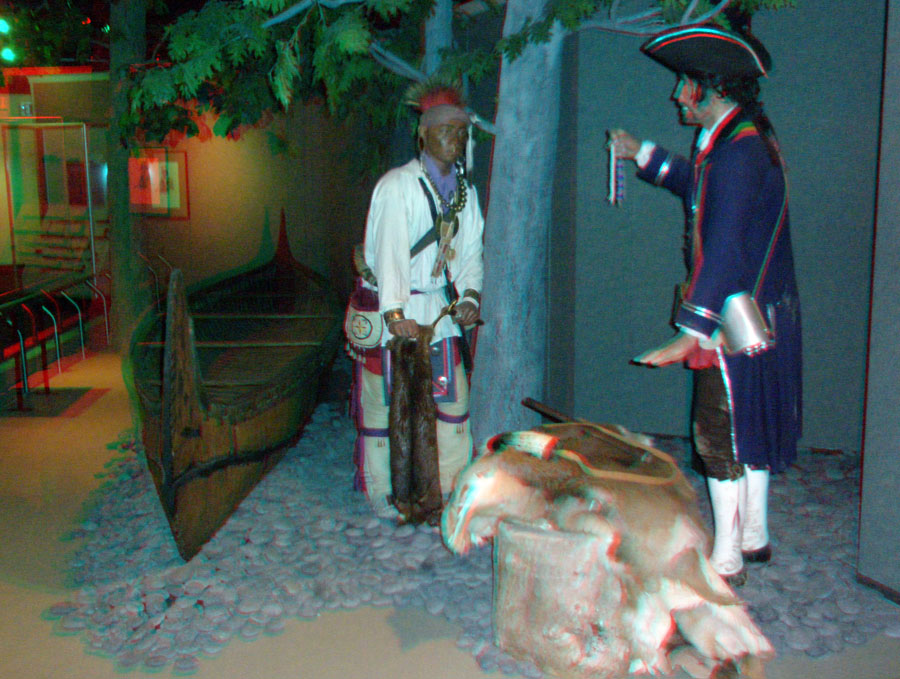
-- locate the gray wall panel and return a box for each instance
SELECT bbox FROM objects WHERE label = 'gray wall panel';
[561,0,884,448]
[859,0,900,597]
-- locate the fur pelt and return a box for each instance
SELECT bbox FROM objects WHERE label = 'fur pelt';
[387,326,442,525]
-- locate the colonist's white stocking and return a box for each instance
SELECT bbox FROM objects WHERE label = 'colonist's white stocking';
[707,477,743,576]
[741,467,770,552]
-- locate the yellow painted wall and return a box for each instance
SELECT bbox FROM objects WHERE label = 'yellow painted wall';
[136,106,370,301]
[0,69,370,302]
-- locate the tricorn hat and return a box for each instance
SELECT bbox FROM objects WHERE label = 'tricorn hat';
[641,25,771,80]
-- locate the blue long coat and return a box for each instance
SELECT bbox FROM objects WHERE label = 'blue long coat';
[638,108,802,473]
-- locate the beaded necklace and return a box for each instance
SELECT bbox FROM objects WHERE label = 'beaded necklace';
[420,159,467,216]
[420,159,468,277]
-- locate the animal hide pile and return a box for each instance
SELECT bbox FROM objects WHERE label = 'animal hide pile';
[387,327,442,525]
[441,423,773,679]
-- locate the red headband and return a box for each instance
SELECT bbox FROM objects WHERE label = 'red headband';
[421,104,470,127]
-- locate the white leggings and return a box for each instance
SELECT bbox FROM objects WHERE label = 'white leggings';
[356,360,472,505]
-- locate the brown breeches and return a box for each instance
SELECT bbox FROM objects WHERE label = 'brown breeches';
[692,367,745,481]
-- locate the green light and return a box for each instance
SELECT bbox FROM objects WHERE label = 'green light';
[0,19,9,34]
[1,47,14,62]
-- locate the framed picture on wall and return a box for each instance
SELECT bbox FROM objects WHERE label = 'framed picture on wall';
[128,148,189,219]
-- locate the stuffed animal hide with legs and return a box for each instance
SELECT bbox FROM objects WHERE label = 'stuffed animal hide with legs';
[442,424,774,678]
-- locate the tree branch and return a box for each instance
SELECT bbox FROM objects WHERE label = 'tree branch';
[578,0,733,36]
[577,9,661,36]
[681,0,700,24]
[261,0,362,29]
[609,0,622,21]
[681,0,731,25]
[368,41,426,82]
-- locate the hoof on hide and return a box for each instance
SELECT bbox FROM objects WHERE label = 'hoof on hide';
[723,570,747,588]
[711,655,767,679]
[668,645,716,679]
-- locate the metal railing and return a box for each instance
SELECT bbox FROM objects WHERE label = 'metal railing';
[0,271,109,410]
[139,252,174,310]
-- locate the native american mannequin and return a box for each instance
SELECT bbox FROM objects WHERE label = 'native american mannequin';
[347,82,484,521]
[611,25,802,584]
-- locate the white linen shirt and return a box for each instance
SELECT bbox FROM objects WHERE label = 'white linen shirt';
[363,158,484,345]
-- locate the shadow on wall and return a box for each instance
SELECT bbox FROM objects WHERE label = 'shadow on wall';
[137,103,373,304]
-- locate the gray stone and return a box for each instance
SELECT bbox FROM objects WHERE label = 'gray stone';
[55,399,900,676]
[836,597,863,616]
[843,628,869,646]
[884,622,900,639]
[786,627,815,651]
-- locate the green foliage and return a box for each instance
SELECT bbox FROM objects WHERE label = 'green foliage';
[127,1,395,140]
[271,36,301,107]
[138,67,179,108]
[434,46,495,85]
[244,0,294,11]
[732,0,797,12]
[551,0,607,31]
[329,11,371,54]
[366,0,416,21]
[125,1,281,144]
[126,0,798,162]
[0,0,98,66]
[495,1,609,59]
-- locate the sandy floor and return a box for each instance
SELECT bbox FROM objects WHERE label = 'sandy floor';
[1,351,899,679]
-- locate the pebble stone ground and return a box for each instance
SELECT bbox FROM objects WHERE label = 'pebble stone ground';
[46,376,900,677]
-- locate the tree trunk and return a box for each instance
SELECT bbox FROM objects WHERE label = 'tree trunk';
[469,0,563,445]
[107,0,149,352]
[424,0,453,75]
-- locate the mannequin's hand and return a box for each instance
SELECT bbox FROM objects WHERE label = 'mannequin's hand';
[453,301,480,327]
[608,128,641,161]
[632,331,699,367]
[388,319,419,338]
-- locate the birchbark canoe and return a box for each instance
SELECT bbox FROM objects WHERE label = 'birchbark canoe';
[129,234,343,561]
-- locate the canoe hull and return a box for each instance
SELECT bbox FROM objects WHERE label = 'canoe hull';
[130,243,342,561]
[140,382,316,559]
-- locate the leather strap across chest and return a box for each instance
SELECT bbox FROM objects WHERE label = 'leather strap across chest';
[410,178,459,258]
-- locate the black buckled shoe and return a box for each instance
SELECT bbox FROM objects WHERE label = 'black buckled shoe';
[742,544,772,563]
